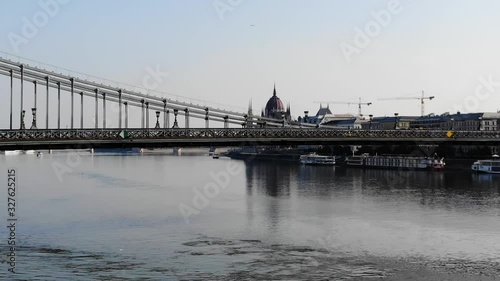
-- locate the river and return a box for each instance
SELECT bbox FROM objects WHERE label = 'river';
[0,151,499,280]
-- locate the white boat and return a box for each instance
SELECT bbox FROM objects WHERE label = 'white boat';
[213,152,220,159]
[347,154,445,170]
[1,150,22,156]
[471,155,500,174]
[300,153,336,165]
[24,150,36,155]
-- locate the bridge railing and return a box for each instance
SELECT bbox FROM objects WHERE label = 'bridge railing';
[1,128,499,141]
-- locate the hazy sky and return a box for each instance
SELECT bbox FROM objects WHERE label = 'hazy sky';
[1,0,500,128]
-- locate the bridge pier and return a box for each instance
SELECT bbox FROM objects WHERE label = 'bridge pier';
[80,92,84,129]
[184,108,189,128]
[102,93,106,129]
[9,70,13,130]
[70,78,74,129]
[46,76,49,129]
[20,65,24,130]
[95,88,99,129]
[57,82,61,129]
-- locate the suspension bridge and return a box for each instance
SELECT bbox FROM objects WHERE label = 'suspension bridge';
[1,56,500,150]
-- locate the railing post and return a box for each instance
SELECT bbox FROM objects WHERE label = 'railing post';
[20,64,24,130]
[45,76,49,129]
[70,78,74,129]
[9,70,13,130]
[80,92,84,129]
[118,90,122,129]
[95,88,99,129]
[57,82,61,129]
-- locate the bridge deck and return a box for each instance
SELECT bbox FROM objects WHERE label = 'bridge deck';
[0,129,499,150]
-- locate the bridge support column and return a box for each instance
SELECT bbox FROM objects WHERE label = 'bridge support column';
[118,90,122,129]
[30,108,37,129]
[224,116,229,129]
[184,108,189,128]
[46,76,49,129]
[70,78,74,129]
[94,89,99,129]
[80,92,84,129]
[141,99,145,128]
[102,93,106,129]
[57,82,61,129]
[9,70,13,130]
[20,65,24,130]
[146,102,150,129]
[155,111,161,128]
[124,102,129,129]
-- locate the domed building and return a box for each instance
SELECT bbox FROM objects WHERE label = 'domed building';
[262,84,291,121]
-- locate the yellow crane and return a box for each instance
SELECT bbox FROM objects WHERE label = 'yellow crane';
[313,98,372,117]
[378,91,435,116]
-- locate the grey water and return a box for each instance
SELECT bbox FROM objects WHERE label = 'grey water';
[1,152,499,280]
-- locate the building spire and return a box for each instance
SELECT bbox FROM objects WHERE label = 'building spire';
[273,82,277,97]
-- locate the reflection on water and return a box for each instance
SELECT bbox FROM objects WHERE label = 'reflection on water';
[1,154,499,280]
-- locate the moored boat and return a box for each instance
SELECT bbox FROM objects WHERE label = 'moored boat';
[346,154,445,170]
[471,155,500,174]
[300,153,336,166]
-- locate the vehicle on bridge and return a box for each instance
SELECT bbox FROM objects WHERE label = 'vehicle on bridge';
[346,154,445,171]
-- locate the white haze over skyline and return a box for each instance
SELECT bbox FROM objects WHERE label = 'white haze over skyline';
[1,0,500,128]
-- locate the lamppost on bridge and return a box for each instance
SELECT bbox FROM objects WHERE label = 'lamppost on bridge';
[369,114,373,130]
[394,113,399,130]
[163,99,168,128]
[21,110,26,130]
[184,108,190,128]
[155,111,161,129]
[172,109,179,128]
[124,102,129,129]
[205,108,209,128]
[145,102,150,129]
[30,108,37,129]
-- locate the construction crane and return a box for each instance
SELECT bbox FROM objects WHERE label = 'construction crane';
[378,91,434,116]
[313,98,372,117]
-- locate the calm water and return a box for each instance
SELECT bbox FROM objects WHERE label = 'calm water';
[1,152,500,280]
